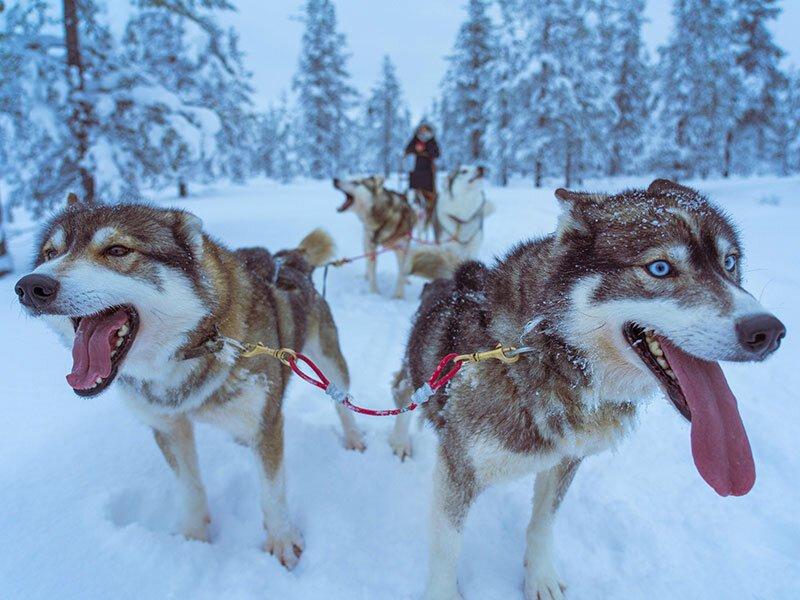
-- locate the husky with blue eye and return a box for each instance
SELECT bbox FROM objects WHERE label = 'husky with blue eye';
[389,179,785,600]
[15,196,365,570]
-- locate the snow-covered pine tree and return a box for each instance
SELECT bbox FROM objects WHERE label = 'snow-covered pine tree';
[257,93,299,183]
[439,0,495,167]
[500,0,611,186]
[0,1,71,215]
[485,8,516,186]
[773,68,800,175]
[122,8,219,198]
[651,0,742,178]
[133,0,255,190]
[292,0,357,178]
[360,55,411,177]
[0,0,253,211]
[729,0,787,174]
[597,0,651,176]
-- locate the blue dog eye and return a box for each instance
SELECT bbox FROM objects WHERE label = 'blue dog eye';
[724,254,737,272]
[647,260,672,278]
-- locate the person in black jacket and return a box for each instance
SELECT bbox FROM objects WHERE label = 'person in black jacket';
[404,123,440,235]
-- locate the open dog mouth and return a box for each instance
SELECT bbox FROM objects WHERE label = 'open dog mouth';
[336,194,355,212]
[66,305,139,397]
[625,324,688,420]
[623,323,755,496]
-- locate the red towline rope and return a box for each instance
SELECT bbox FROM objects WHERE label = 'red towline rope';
[286,352,464,416]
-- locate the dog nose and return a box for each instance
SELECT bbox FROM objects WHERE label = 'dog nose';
[735,314,786,358]
[15,274,60,309]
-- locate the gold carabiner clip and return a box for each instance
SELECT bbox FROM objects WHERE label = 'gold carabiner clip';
[240,343,297,366]
[454,344,520,365]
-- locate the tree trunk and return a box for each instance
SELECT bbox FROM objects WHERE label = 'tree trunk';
[564,140,572,188]
[178,180,188,198]
[722,129,733,178]
[63,0,95,203]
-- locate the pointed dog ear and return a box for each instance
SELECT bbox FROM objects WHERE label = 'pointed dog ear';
[647,178,696,196]
[554,188,593,238]
[173,210,204,257]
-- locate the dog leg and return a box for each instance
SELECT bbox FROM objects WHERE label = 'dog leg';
[389,366,413,460]
[305,310,366,451]
[425,448,475,600]
[523,459,581,600]
[363,233,379,293]
[152,417,210,542]
[255,414,304,570]
[392,245,409,299]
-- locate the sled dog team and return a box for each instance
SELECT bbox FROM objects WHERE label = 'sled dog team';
[15,177,785,599]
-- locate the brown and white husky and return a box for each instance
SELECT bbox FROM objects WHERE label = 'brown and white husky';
[389,179,786,599]
[15,197,365,570]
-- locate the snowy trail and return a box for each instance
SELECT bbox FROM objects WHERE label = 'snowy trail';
[0,177,797,599]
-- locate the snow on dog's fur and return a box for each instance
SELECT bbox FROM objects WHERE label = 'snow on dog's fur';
[389,179,786,600]
[408,165,492,280]
[15,199,363,569]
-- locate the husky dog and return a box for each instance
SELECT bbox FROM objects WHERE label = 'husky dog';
[408,165,492,280]
[389,180,785,599]
[15,198,365,569]
[332,175,417,299]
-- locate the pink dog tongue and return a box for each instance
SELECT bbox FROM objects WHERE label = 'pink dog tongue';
[66,309,128,390]
[660,338,755,496]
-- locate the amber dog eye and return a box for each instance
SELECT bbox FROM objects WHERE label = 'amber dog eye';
[105,245,132,257]
[44,248,58,261]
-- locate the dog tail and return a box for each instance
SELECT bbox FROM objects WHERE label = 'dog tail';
[298,228,335,267]
[407,247,464,281]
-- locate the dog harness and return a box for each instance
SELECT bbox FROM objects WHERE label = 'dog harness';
[180,329,534,417]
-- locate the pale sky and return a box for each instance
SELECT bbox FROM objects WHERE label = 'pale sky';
[223,0,800,119]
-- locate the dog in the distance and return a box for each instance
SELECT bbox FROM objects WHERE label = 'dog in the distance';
[332,175,417,299]
[388,179,785,599]
[407,165,492,281]
[15,195,365,569]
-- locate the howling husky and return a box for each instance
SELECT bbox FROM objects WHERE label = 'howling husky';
[15,198,364,570]
[333,175,417,299]
[389,180,785,600]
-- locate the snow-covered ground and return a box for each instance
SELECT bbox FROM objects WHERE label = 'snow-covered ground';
[0,176,797,599]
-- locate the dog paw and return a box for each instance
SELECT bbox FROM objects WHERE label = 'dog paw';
[389,435,412,461]
[265,529,304,570]
[524,571,566,600]
[182,513,211,542]
[344,430,367,452]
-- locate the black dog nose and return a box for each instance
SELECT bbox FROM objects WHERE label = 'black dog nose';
[736,314,786,358]
[15,274,60,309]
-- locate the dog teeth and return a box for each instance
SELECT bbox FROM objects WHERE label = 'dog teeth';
[656,357,669,370]
[96,377,103,384]
[648,340,664,356]
[116,337,124,347]
[118,323,129,337]
[666,368,677,380]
